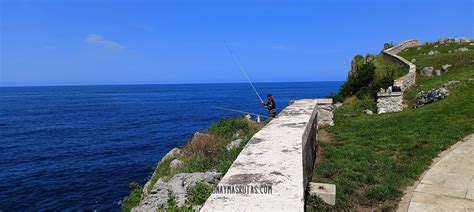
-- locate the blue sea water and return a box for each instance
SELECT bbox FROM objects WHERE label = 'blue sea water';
[0,82,342,211]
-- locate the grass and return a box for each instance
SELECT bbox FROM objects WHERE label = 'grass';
[121,182,143,212]
[307,42,474,210]
[188,182,213,205]
[373,54,407,81]
[399,42,474,108]
[121,118,264,211]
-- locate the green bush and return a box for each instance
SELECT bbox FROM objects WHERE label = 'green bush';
[383,42,394,50]
[121,182,143,212]
[340,61,376,99]
[207,118,249,139]
[188,183,213,205]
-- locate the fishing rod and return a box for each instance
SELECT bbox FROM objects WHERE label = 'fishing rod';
[225,43,265,104]
[210,106,269,118]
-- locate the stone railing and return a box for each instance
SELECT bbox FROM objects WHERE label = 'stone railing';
[382,39,420,91]
[201,99,332,211]
[377,39,420,114]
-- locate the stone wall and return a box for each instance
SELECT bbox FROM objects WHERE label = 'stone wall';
[201,99,323,211]
[377,39,420,114]
[382,39,420,91]
[377,92,403,114]
[384,39,420,55]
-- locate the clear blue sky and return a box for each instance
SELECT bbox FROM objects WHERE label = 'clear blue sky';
[1,0,473,86]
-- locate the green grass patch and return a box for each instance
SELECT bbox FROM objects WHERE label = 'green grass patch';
[188,183,213,205]
[373,54,407,81]
[121,182,143,212]
[308,42,474,209]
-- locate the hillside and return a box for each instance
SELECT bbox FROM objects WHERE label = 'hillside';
[122,118,264,211]
[308,39,474,210]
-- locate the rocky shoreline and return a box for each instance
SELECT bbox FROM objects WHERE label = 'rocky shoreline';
[121,118,264,211]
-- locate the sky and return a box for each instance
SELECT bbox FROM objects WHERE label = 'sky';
[1,0,473,86]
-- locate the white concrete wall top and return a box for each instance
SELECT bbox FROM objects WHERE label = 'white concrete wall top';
[201,99,320,212]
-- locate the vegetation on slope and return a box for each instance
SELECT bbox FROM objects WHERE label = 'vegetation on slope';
[122,118,264,211]
[334,53,406,105]
[308,42,474,210]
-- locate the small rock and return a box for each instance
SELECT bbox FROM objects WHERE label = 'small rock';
[470,43,474,46]
[226,139,242,151]
[363,109,373,115]
[191,132,213,144]
[333,102,343,108]
[457,47,469,52]
[417,47,421,50]
[193,205,203,211]
[232,129,243,139]
[443,80,460,86]
[442,64,452,72]
[434,69,441,76]
[448,50,452,53]
[460,37,471,43]
[420,67,434,77]
[162,148,181,161]
[243,114,251,120]
[170,159,183,169]
[428,50,439,55]
[434,45,439,48]
[411,58,416,63]
[438,38,449,43]
[386,86,393,93]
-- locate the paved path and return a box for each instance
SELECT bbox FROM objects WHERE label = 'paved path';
[402,134,474,211]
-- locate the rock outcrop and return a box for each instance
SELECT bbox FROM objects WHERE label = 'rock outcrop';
[133,172,222,211]
[421,67,434,77]
[170,159,183,170]
[438,37,472,44]
[415,88,449,108]
[226,139,242,151]
[143,148,181,194]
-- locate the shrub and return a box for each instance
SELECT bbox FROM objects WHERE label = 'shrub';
[340,61,376,98]
[383,42,394,50]
[121,182,143,212]
[188,183,213,205]
[183,134,221,157]
[207,118,249,139]
[167,190,177,209]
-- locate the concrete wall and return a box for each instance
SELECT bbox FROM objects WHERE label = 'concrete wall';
[316,99,334,126]
[201,99,327,211]
[382,39,420,91]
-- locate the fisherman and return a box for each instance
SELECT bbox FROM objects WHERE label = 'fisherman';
[262,94,276,118]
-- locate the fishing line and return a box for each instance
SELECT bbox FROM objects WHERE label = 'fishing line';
[225,43,265,104]
[210,106,269,118]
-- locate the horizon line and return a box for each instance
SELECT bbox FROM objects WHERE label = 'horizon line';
[0,80,345,88]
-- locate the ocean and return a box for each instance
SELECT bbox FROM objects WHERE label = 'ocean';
[0,82,342,210]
